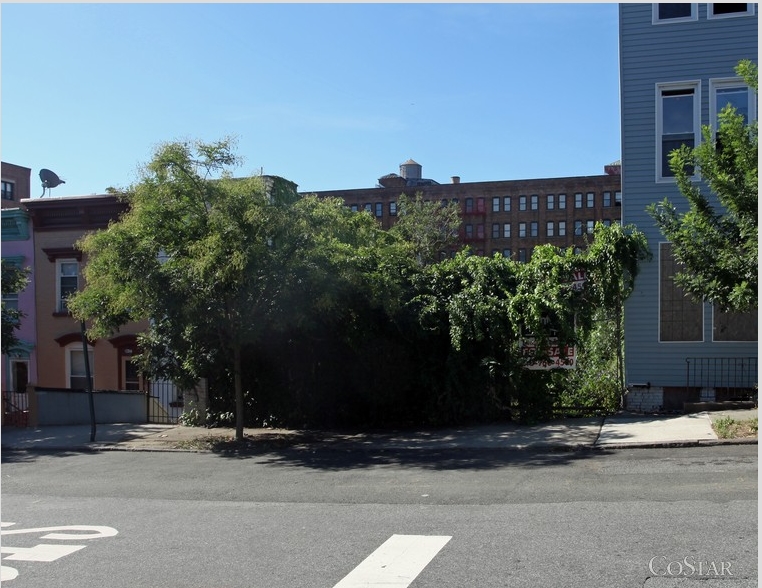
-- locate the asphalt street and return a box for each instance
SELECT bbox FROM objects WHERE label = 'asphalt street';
[1,444,757,588]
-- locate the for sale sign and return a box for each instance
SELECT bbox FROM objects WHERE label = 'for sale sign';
[521,338,576,370]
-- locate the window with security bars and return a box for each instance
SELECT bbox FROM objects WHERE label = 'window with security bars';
[659,243,702,342]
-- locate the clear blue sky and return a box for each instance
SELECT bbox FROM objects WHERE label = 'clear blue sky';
[2,3,620,197]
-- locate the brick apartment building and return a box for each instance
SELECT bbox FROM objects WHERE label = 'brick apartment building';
[306,160,622,261]
[1,162,32,210]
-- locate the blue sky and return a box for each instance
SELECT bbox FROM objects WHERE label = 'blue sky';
[2,3,620,197]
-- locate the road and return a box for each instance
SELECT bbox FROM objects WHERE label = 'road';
[1,444,757,587]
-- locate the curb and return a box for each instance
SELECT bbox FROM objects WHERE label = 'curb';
[3,437,756,454]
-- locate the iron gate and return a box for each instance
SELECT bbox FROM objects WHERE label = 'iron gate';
[146,379,184,424]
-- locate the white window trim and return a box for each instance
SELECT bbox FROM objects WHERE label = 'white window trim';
[709,77,757,131]
[65,342,94,390]
[658,241,705,344]
[652,3,697,24]
[655,80,701,183]
[708,3,754,19]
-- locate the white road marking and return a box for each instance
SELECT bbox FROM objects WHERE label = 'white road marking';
[1,544,86,562]
[333,534,451,588]
[0,525,118,540]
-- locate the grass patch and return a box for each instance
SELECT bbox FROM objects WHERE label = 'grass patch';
[712,416,758,439]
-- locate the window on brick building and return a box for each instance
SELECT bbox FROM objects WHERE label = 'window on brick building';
[389,201,397,216]
[547,194,555,210]
[603,191,612,207]
[574,220,583,236]
[1,181,15,201]
[530,195,538,210]
[586,220,595,234]
[530,221,538,237]
[465,198,474,213]
[503,223,511,238]
[519,196,527,211]
[546,221,554,237]
[586,192,594,208]
[503,196,511,212]
[375,203,383,217]
[492,223,500,239]
[492,197,500,212]
[575,193,583,208]
[519,222,527,238]
[558,221,566,236]
[558,194,567,209]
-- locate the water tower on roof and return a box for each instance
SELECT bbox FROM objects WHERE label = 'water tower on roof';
[399,159,422,180]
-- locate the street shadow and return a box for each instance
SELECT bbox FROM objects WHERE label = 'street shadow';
[205,438,616,471]
[1,447,101,463]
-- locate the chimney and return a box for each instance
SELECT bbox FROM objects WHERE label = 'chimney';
[451,176,460,184]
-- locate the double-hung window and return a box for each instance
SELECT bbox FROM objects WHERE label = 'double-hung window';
[503,223,511,238]
[519,222,527,238]
[657,82,700,181]
[652,4,697,24]
[67,344,94,390]
[711,78,756,131]
[530,195,538,211]
[519,196,527,211]
[57,260,78,313]
[492,197,500,213]
[1,181,15,201]
[546,221,555,237]
[708,4,754,19]
[503,196,511,212]
[492,223,500,239]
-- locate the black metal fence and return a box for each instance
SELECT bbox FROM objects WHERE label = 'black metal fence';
[146,379,184,424]
[3,391,29,427]
[685,357,758,401]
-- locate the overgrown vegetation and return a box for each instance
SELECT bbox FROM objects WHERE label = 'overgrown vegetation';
[712,416,758,439]
[70,138,651,432]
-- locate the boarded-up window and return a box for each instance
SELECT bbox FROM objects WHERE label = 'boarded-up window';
[660,243,703,341]
[714,307,758,341]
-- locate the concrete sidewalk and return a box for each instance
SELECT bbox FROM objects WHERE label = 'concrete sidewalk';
[1,409,756,453]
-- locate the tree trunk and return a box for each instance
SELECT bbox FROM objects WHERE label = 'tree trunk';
[233,340,244,441]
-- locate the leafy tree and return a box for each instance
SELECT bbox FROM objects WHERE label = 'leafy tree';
[69,138,303,440]
[648,60,758,312]
[389,192,462,265]
[1,260,30,354]
[579,222,651,406]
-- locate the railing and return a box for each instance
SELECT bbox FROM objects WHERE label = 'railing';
[685,357,758,401]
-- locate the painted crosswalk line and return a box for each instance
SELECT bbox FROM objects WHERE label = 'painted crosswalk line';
[333,534,452,588]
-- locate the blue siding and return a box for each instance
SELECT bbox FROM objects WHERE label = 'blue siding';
[619,4,757,387]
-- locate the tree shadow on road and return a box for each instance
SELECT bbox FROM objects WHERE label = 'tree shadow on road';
[207,440,617,471]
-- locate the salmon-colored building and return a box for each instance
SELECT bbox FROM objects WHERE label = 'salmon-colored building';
[22,194,148,392]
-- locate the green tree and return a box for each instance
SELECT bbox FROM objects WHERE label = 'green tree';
[69,138,301,440]
[389,192,462,266]
[648,60,758,312]
[1,259,30,354]
[579,222,651,406]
